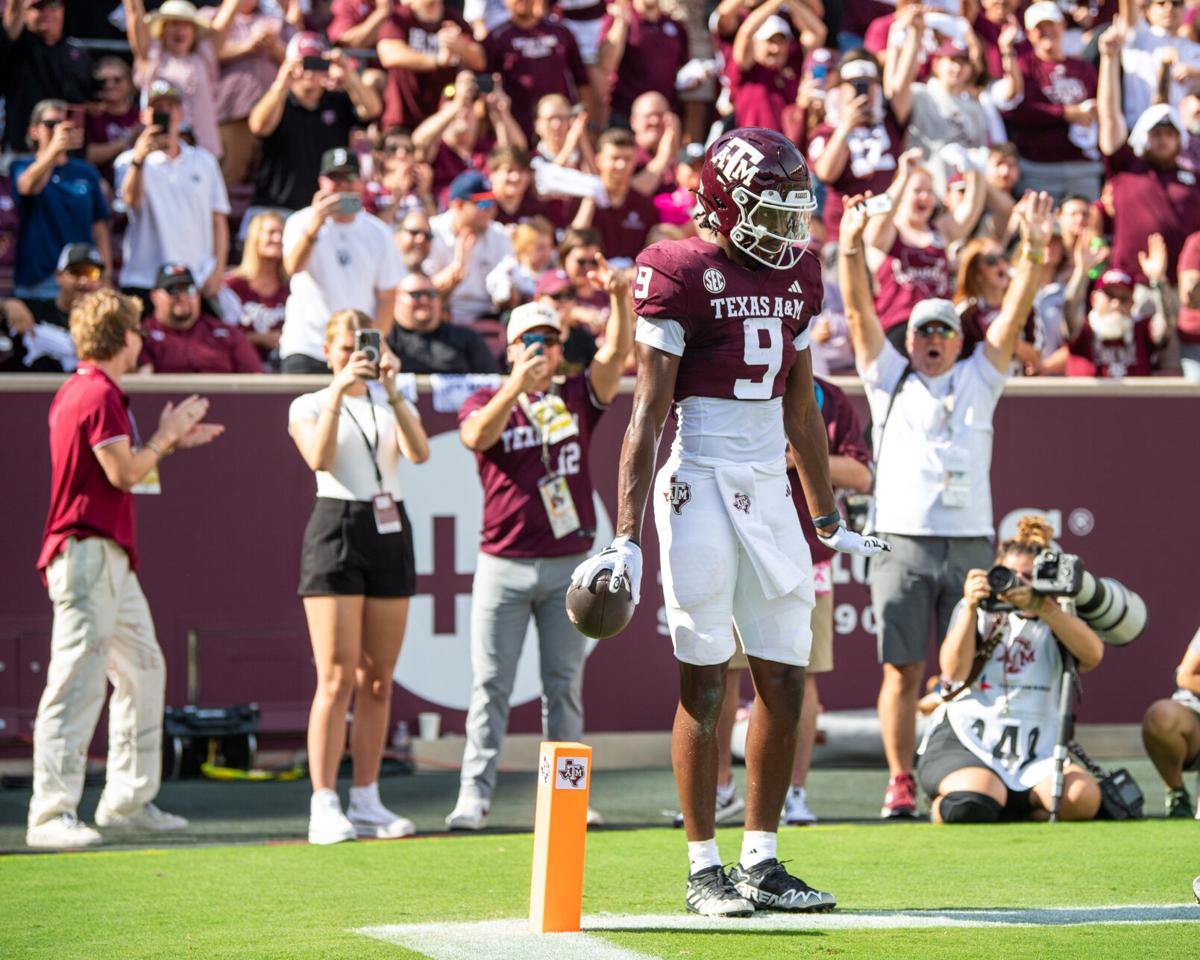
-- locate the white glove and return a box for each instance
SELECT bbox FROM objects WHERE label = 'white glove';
[570,536,643,604]
[817,524,891,558]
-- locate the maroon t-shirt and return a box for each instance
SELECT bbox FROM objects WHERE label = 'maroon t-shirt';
[842,0,894,37]
[328,0,372,43]
[633,236,823,402]
[460,372,606,558]
[731,61,800,131]
[583,187,661,260]
[85,105,140,182]
[379,6,473,130]
[139,313,263,374]
[494,188,569,229]
[1105,146,1200,285]
[1068,317,1156,378]
[38,363,138,575]
[972,11,1033,80]
[484,19,588,143]
[874,232,952,332]
[790,377,871,564]
[222,275,287,335]
[431,141,492,199]
[808,106,906,241]
[1003,53,1097,164]
[599,11,689,118]
[1177,230,1200,344]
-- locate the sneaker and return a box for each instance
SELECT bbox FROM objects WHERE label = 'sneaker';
[308,789,356,845]
[445,795,489,831]
[685,865,755,918]
[881,772,919,819]
[347,792,415,839]
[728,858,837,913]
[1165,788,1195,819]
[673,782,745,828]
[26,813,102,849]
[95,802,188,832]
[586,807,604,827]
[782,786,817,826]
[1193,875,1200,904]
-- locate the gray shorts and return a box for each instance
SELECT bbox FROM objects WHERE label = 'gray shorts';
[870,534,993,666]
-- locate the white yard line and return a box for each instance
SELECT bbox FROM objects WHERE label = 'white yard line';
[357,905,1199,958]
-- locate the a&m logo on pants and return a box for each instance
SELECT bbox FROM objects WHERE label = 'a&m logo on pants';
[733,492,751,514]
[666,475,691,515]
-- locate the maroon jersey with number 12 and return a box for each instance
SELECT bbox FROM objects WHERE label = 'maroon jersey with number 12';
[632,237,823,401]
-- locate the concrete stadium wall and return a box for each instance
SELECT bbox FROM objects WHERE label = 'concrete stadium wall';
[0,374,1196,745]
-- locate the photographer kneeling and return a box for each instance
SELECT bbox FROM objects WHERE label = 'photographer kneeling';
[918,517,1104,823]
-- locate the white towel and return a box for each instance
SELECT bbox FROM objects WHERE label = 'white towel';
[712,462,805,601]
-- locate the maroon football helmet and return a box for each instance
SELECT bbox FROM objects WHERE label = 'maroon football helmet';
[696,127,817,270]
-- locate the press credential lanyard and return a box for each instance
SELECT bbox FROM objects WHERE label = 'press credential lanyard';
[126,409,161,495]
[342,395,402,534]
[517,389,581,540]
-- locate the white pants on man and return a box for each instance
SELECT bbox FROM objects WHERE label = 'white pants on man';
[28,537,165,829]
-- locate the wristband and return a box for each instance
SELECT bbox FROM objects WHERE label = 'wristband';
[145,439,167,458]
[132,159,144,169]
[1022,245,1046,265]
[812,510,841,530]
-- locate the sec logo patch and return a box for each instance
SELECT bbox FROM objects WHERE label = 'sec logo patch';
[703,268,726,293]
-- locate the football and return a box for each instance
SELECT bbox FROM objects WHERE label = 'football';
[566,569,636,640]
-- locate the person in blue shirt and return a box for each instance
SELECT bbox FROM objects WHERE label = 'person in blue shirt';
[11,98,111,302]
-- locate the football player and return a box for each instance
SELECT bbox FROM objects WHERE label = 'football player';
[572,128,888,917]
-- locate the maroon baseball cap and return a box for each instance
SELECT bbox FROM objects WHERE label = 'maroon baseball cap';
[287,32,328,60]
[534,269,573,298]
[1096,269,1134,293]
[932,39,970,61]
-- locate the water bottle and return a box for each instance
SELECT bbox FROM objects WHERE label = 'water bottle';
[391,720,411,751]
[810,49,832,101]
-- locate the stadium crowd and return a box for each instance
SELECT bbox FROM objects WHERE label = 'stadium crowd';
[4,0,1200,379]
[8,0,1200,850]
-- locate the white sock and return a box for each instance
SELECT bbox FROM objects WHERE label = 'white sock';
[687,838,721,876]
[740,830,777,869]
[311,788,340,809]
[349,782,380,808]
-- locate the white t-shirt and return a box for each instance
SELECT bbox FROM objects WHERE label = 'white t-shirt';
[1122,21,1200,128]
[424,213,514,324]
[115,144,231,289]
[288,384,418,502]
[860,340,1005,537]
[280,208,404,362]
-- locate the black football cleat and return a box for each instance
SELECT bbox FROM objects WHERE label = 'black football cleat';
[728,859,837,913]
[685,865,755,918]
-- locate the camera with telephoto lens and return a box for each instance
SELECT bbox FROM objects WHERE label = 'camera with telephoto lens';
[978,550,1148,645]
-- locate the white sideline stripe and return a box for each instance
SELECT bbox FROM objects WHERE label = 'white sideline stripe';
[356,905,1199,957]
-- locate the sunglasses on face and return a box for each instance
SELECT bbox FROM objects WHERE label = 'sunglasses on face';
[547,290,574,302]
[1103,290,1133,304]
[39,118,64,130]
[403,228,432,240]
[68,265,102,281]
[405,289,438,299]
[916,324,959,339]
[98,74,126,86]
[527,334,561,347]
[979,253,1006,267]
[570,257,598,270]
[165,284,196,297]
[472,199,495,210]
[1151,0,1184,7]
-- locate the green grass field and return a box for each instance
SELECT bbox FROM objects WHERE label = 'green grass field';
[3,817,1197,960]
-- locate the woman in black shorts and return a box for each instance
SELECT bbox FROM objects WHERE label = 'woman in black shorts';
[288,309,430,844]
[917,516,1104,823]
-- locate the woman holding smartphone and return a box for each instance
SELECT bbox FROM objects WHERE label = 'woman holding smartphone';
[288,309,430,844]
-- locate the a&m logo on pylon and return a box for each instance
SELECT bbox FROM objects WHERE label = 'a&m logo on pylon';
[556,757,588,790]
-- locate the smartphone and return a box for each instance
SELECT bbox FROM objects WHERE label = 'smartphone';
[522,332,545,355]
[474,72,494,94]
[65,104,85,129]
[151,109,171,132]
[354,328,381,376]
[863,194,893,217]
[851,78,871,100]
[336,192,362,216]
[303,55,329,72]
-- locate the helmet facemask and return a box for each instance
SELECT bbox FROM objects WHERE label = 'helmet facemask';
[728,186,816,270]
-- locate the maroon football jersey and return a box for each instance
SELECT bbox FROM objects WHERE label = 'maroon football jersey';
[459,373,605,558]
[633,236,823,402]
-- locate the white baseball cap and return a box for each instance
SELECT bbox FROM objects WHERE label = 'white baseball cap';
[1024,1,1065,32]
[753,15,793,42]
[907,299,963,336]
[507,301,562,343]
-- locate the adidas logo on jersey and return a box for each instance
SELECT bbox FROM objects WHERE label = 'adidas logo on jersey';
[788,281,804,293]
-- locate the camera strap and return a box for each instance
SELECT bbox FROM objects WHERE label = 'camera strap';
[940,612,1008,703]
